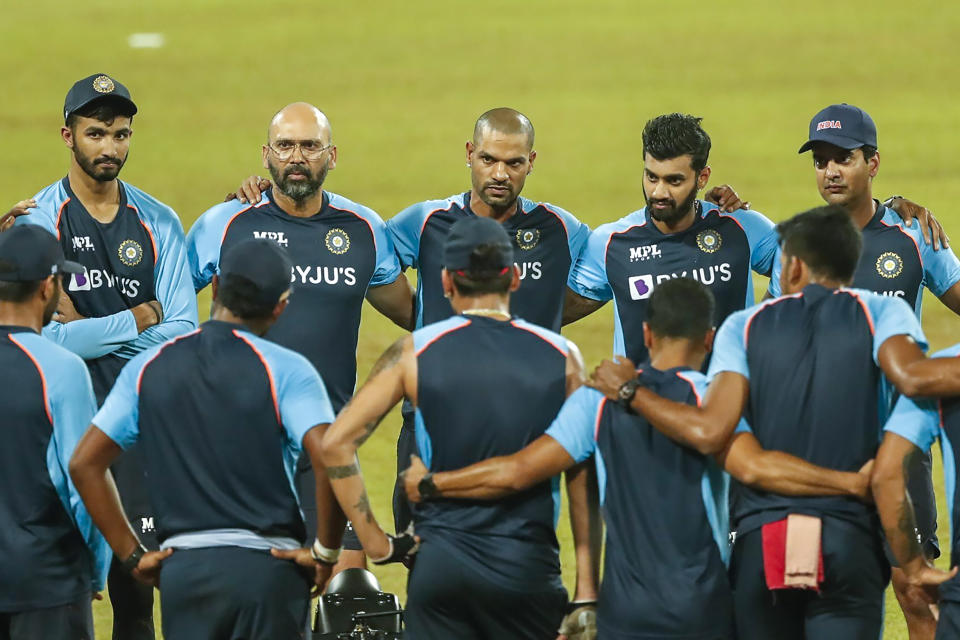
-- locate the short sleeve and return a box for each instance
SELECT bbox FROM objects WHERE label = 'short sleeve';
[275,353,336,446]
[767,246,783,297]
[367,212,403,287]
[865,293,928,363]
[707,308,752,382]
[884,394,939,452]
[186,202,248,291]
[724,208,778,276]
[92,353,148,449]
[920,242,960,297]
[567,227,614,301]
[387,204,427,270]
[545,387,602,463]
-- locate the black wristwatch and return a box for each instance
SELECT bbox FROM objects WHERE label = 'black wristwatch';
[120,543,148,575]
[418,472,439,500]
[617,377,642,410]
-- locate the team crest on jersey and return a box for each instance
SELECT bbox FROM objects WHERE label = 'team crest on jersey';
[118,240,143,266]
[696,229,722,254]
[93,75,115,93]
[876,252,903,279]
[516,228,540,251]
[325,228,350,255]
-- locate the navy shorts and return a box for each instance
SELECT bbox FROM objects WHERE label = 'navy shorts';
[729,516,889,640]
[159,546,311,640]
[936,600,960,640]
[0,597,93,640]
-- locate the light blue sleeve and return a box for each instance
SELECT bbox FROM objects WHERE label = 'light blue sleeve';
[863,292,928,363]
[545,386,602,463]
[567,226,614,301]
[114,206,199,358]
[767,246,783,297]
[92,351,151,449]
[185,201,247,292]
[42,312,139,359]
[920,240,960,297]
[387,202,428,270]
[707,308,752,382]
[724,208,778,276]
[21,335,112,592]
[884,394,939,452]
[361,207,402,287]
[266,345,337,446]
[541,202,590,265]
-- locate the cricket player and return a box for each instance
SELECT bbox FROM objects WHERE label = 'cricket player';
[10,73,198,639]
[320,217,598,638]
[0,226,111,640]
[70,239,345,639]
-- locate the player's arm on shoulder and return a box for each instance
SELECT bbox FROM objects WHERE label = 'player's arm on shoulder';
[366,273,416,330]
[563,286,608,325]
[717,430,871,498]
[878,336,960,398]
[566,339,586,396]
[886,195,950,250]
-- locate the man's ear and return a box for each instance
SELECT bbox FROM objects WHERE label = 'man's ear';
[642,322,653,351]
[441,269,454,299]
[703,327,716,353]
[508,264,521,292]
[211,274,219,301]
[696,165,712,191]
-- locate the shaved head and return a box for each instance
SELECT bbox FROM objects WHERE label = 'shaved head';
[473,108,534,150]
[267,102,332,144]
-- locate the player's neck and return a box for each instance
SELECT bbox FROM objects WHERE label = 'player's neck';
[273,188,325,219]
[0,302,44,333]
[453,294,511,320]
[469,191,518,222]
[648,339,705,372]
[210,307,272,336]
[67,163,120,224]
[843,192,877,230]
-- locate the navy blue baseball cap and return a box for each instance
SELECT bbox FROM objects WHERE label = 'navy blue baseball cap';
[63,73,138,122]
[443,216,514,272]
[0,226,84,282]
[798,104,877,153]
[219,239,293,305]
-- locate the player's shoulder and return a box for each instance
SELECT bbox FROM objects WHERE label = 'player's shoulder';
[391,193,464,225]
[12,330,88,376]
[235,328,317,376]
[702,200,774,229]
[932,343,960,360]
[326,191,387,227]
[122,182,180,223]
[590,208,650,240]
[22,179,69,230]
[412,315,472,352]
[510,318,571,356]
[193,196,272,234]
[520,197,582,226]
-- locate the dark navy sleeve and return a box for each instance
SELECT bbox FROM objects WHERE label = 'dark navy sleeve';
[387,202,429,270]
[545,387,603,463]
[185,200,255,291]
[567,224,617,301]
[17,333,112,591]
[706,307,753,382]
[258,339,337,445]
[884,394,939,453]
[859,290,928,363]
[92,348,154,449]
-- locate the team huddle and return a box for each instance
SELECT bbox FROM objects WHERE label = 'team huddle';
[3,71,960,640]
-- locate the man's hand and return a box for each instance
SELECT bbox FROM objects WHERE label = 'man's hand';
[224,176,272,204]
[403,455,429,503]
[54,290,85,324]
[587,357,637,399]
[131,301,163,333]
[131,548,173,587]
[270,547,334,596]
[855,459,874,504]
[888,197,950,250]
[704,185,749,213]
[370,530,420,566]
[901,563,959,613]
[0,199,35,232]
[557,601,597,640]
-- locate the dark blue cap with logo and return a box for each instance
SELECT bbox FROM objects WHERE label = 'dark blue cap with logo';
[0,225,84,282]
[798,103,877,153]
[63,73,138,122]
[443,216,514,272]
[219,238,293,306]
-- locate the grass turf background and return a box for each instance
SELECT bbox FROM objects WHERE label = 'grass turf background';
[2,1,958,636]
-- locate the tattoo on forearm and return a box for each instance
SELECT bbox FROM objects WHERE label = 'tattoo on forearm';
[367,338,404,380]
[353,490,375,524]
[353,412,389,448]
[326,463,360,480]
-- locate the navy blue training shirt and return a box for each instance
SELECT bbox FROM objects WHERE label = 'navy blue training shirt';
[569,201,778,363]
[884,344,960,602]
[411,315,571,590]
[547,369,732,640]
[387,192,589,331]
[0,327,110,611]
[187,189,400,412]
[92,320,335,548]
[708,284,926,535]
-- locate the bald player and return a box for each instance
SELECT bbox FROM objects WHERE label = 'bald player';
[186,103,414,578]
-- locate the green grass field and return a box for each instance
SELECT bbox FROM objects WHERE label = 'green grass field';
[3,0,959,636]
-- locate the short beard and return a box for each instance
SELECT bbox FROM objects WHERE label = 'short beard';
[74,148,125,182]
[646,183,698,224]
[268,159,327,204]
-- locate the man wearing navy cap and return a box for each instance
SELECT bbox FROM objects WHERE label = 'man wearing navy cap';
[320,216,596,639]
[70,238,345,640]
[0,226,111,640]
[5,73,199,638]
[768,103,960,639]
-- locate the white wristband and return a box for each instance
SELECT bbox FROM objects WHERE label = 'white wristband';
[311,538,342,564]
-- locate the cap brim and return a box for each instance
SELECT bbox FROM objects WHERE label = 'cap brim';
[798,133,867,154]
[67,95,138,120]
[58,260,85,275]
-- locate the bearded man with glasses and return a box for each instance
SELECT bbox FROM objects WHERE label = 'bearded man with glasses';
[186,103,415,594]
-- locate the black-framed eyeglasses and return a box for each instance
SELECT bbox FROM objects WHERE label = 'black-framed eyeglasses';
[267,140,333,161]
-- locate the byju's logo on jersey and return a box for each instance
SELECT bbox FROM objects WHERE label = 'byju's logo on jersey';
[629,244,662,262]
[696,230,722,254]
[253,231,289,247]
[325,228,350,255]
[68,267,141,297]
[69,268,92,292]
[628,275,654,300]
[876,252,903,279]
[118,240,143,267]
[516,228,540,251]
[71,236,94,252]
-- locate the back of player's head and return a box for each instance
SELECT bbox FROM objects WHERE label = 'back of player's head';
[777,205,862,283]
[216,239,293,320]
[473,108,535,149]
[444,217,515,295]
[642,113,711,172]
[646,278,715,340]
